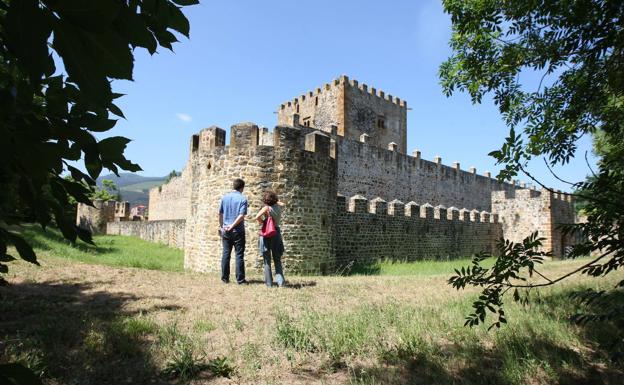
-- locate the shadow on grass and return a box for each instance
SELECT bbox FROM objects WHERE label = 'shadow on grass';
[344,289,624,385]
[17,224,113,254]
[0,280,184,385]
[347,333,618,385]
[239,278,316,289]
[540,287,624,365]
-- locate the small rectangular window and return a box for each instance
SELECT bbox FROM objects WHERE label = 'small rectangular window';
[303,117,311,127]
[192,135,199,151]
[315,96,318,106]
[377,116,386,129]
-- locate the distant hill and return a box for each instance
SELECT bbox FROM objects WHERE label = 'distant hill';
[97,173,167,207]
[96,173,165,188]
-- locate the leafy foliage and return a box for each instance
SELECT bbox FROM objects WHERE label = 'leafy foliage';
[449,233,549,329]
[0,0,198,286]
[92,179,122,202]
[165,169,180,182]
[440,0,624,327]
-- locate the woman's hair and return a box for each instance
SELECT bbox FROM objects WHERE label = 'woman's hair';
[262,190,278,206]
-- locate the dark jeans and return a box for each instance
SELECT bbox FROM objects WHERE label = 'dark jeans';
[221,230,245,283]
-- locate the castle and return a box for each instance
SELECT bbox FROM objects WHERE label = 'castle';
[79,76,578,274]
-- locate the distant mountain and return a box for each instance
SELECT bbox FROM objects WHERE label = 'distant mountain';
[97,173,167,207]
[96,173,165,188]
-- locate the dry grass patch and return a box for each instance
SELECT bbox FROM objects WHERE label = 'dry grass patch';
[1,233,623,384]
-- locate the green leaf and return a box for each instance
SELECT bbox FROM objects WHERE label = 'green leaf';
[172,0,200,5]
[84,145,103,179]
[53,17,135,104]
[114,7,158,54]
[5,232,38,265]
[98,136,131,158]
[4,0,54,82]
[46,0,122,32]
[53,21,112,105]
[109,103,126,119]
[167,4,191,37]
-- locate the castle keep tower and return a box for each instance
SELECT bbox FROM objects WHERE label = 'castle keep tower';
[278,75,408,153]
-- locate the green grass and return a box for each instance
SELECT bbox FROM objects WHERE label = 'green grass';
[349,257,495,276]
[16,224,183,272]
[274,279,622,385]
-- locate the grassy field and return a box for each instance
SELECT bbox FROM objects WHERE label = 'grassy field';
[17,225,184,272]
[1,228,623,384]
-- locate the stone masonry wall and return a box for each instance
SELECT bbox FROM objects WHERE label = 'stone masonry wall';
[277,80,341,135]
[148,166,190,221]
[277,76,407,152]
[335,195,501,267]
[344,78,407,153]
[106,220,186,249]
[336,138,518,212]
[184,124,337,274]
[76,200,116,234]
[491,189,576,258]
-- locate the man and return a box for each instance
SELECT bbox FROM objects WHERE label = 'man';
[218,178,248,284]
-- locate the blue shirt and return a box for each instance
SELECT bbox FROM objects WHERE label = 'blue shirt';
[219,191,248,231]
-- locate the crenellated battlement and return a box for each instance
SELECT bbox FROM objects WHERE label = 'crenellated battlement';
[188,123,335,160]
[491,188,573,203]
[279,75,407,110]
[335,194,502,265]
[337,195,498,223]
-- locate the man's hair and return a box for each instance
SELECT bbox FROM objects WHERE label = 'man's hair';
[233,178,245,191]
[262,190,278,206]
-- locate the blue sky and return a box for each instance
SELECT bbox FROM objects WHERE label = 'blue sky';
[107,0,596,192]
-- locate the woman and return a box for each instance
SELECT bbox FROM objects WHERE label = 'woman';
[255,191,286,287]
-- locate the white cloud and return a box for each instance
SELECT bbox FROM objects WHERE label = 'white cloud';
[176,113,192,122]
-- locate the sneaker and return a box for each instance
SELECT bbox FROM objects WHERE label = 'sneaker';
[237,280,248,285]
[221,279,229,284]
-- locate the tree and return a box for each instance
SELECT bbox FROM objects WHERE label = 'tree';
[93,179,122,202]
[0,0,198,286]
[439,0,624,328]
[165,169,180,182]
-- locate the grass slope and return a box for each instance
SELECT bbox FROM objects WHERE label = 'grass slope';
[17,224,183,272]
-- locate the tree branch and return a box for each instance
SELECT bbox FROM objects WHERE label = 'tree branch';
[532,268,553,283]
[504,249,613,289]
[542,158,576,186]
[585,150,598,178]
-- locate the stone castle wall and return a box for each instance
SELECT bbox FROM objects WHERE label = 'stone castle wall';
[491,189,575,258]
[76,200,115,234]
[106,220,186,249]
[335,137,518,212]
[335,195,502,268]
[148,166,190,221]
[183,124,337,274]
